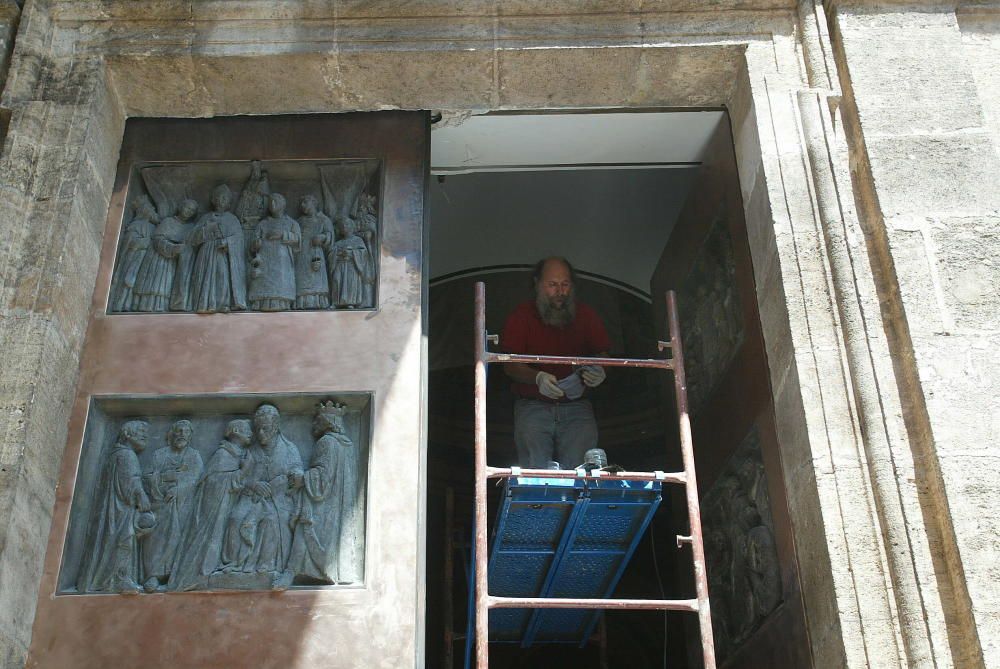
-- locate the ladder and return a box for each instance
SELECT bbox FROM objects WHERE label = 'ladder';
[471,281,717,668]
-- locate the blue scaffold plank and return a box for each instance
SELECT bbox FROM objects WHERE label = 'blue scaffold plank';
[485,476,662,648]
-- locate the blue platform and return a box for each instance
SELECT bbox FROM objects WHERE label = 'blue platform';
[482,475,662,648]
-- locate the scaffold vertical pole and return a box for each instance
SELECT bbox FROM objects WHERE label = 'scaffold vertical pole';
[473,282,490,669]
[667,290,717,669]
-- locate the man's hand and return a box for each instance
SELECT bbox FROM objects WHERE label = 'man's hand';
[535,371,565,399]
[580,365,606,388]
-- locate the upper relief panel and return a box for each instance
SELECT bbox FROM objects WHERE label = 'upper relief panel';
[108,159,381,314]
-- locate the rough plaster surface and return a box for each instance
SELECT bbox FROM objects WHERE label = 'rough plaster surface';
[0,0,996,667]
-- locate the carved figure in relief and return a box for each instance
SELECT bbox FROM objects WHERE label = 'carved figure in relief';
[701,432,781,661]
[77,421,153,594]
[293,194,334,310]
[168,419,252,592]
[141,420,204,592]
[110,197,159,312]
[190,184,248,313]
[329,215,375,309]
[132,198,199,312]
[235,160,271,259]
[356,192,378,307]
[248,193,302,311]
[216,405,303,588]
[287,401,362,584]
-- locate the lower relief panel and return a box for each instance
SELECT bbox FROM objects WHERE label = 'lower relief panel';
[58,394,370,594]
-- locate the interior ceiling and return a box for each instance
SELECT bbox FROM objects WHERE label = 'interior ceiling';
[429,111,723,293]
[430,111,725,173]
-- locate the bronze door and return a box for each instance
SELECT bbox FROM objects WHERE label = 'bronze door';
[29,113,431,669]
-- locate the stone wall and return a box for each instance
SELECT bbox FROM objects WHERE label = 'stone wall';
[0,0,997,667]
[828,3,1000,666]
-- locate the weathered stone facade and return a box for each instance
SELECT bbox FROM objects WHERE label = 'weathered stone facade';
[0,1,997,668]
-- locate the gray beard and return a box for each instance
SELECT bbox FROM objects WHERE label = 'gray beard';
[536,292,576,328]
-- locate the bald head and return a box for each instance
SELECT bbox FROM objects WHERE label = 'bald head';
[533,256,576,328]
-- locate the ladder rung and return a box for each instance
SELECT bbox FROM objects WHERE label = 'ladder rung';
[487,596,699,612]
[485,351,672,370]
[485,466,686,485]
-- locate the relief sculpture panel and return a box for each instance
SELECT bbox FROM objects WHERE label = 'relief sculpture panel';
[108,160,380,314]
[61,395,370,594]
[676,211,744,413]
[700,426,782,662]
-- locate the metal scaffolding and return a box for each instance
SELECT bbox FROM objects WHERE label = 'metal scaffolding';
[471,281,717,668]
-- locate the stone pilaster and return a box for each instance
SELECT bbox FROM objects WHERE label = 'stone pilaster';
[0,1,124,664]
[830,3,1000,667]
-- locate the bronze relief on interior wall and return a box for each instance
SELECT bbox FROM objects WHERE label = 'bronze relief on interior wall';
[700,425,782,662]
[108,160,380,315]
[676,212,745,414]
[59,395,370,594]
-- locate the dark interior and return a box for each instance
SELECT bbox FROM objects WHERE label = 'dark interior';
[424,113,810,669]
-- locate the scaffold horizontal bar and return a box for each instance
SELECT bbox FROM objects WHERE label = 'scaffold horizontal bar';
[485,466,686,485]
[487,596,699,612]
[484,352,672,369]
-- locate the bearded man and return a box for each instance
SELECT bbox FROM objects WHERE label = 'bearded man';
[500,257,611,469]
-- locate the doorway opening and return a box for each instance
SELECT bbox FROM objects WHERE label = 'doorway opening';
[425,111,808,668]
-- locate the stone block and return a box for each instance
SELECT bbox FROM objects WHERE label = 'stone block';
[634,45,743,107]
[959,16,1000,161]
[337,48,494,110]
[0,628,26,669]
[109,54,213,117]
[931,217,1000,330]
[865,133,1000,217]
[838,22,985,136]
[883,219,947,334]
[498,46,642,108]
[192,53,341,116]
[339,0,496,17]
[496,13,643,49]
[498,0,640,14]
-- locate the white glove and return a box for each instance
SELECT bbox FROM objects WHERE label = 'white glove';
[535,371,565,399]
[580,365,606,388]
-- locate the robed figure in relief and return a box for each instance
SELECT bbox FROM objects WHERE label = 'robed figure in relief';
[190,184,248,314]
[356,192,378,308]
[329,215,375,309]
[141,420,204,591]
[132,198,199,312]
[235,160,271,260]
[248,193,302,311]
[288,402,363,584]
[293,194,334,310]
[110,197,158,312]
[168,420,252,592]
[77,421,153,594]
[218,405,304,586]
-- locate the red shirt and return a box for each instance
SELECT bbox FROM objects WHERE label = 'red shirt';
[500,300,612,400]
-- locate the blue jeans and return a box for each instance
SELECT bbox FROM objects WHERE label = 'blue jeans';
[513,398,598,469]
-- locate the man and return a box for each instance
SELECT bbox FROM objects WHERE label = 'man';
[142,419,203,592]
[77,420,152,594]
[501,257,611,469]
[218,404,303,588]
